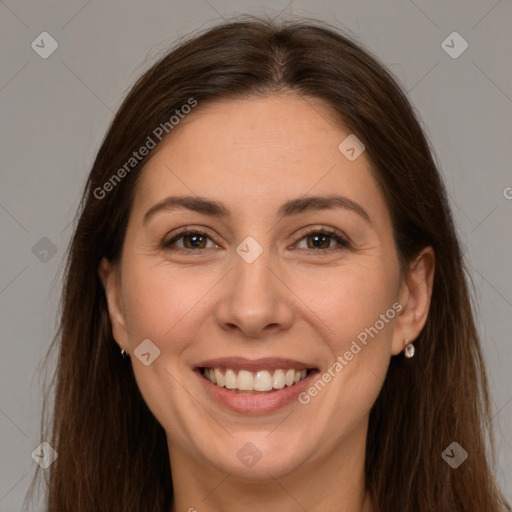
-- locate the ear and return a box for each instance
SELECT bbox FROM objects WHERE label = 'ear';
[98,257,129,352]
[391,246,435,355]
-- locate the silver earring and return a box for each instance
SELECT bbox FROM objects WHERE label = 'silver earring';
[403,338,415,358]
[120,348,128,359]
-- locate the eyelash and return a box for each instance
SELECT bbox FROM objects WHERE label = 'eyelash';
[162,227,351,255]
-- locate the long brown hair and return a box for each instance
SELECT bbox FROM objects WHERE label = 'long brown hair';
[25,15,510,512]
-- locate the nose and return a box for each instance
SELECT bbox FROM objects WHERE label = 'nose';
[213,245,294,339]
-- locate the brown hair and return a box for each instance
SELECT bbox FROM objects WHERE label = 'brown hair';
[26,15,510,512]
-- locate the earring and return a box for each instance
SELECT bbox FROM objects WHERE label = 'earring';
[120,348,128,359]
[403,338,415,358]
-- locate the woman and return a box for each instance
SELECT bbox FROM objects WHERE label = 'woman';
[27,16,510,512]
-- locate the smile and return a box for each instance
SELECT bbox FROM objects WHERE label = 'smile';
[200,367,309,393]
[194,357,319,414]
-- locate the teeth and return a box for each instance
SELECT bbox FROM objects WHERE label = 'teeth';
[285,369,295,386]
[237,370,254,390]
[224,369,237,389]
[214,368,224,387]
[254,370,273,391]
[202,367,309,392]
[272,369,285,389]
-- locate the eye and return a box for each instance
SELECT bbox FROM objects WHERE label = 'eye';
[161,227,351,254]
[162,229,219,250]
[294,228,351,254]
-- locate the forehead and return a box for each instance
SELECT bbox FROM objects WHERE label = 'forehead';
[131,93,389,226]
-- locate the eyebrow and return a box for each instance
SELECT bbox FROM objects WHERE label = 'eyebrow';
[143,194,371,225]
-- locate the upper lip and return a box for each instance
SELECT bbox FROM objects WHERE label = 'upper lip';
[195,357,318,372]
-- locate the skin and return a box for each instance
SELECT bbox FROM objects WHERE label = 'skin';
[99,92,434,512]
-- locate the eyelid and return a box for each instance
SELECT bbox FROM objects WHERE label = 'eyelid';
[162,226,221,249]
[295,225,351,242]
[161,225,352,253]
[291,226,351,252]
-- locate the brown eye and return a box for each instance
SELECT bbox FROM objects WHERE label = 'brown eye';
[162,230,218,250]
[305,233,332,249]
[295,229,350,253]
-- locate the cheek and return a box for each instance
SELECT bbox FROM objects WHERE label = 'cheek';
[121,262,218,348]
[292,259,398,350]
[295,264,399,431]
[119,264,212,430]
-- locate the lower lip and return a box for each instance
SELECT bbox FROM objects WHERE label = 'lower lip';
[195,369,317,415]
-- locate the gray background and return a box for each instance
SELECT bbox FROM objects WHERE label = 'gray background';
[0,0,511,510]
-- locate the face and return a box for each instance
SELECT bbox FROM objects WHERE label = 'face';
[100,93,432,483]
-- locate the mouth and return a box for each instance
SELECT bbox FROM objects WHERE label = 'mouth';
[194,357,319,414]
[198,367,311,394]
